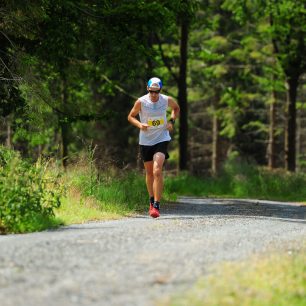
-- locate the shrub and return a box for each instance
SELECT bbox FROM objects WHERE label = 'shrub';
[0,146,63,233]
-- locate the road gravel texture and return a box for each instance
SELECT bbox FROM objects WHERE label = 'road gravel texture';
[0,197,305,306]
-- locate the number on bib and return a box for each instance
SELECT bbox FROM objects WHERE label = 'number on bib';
[147,116,164,129]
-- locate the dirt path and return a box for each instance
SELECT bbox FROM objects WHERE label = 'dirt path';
[1,197,305,306]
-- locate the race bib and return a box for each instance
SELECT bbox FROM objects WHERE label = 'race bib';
[147,116,164,129]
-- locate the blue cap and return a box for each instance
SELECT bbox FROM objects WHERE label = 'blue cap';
[147,77,163,89]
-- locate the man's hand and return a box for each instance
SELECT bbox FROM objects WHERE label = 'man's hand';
[139,123,149,131]
[166,122,174,132]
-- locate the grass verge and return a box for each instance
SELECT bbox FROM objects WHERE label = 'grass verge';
[54,165,149,226]
[55,160,306,226]
[55,187,122,225]
[4,155,306,233]
[160,245,306,306]
[164,162,306,202]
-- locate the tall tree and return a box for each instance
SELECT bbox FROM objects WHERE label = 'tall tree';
[155,0,198,171]
[268,0,306,171]
[224,0,306,171]
[177,0,190,170]
[190,0,267,173]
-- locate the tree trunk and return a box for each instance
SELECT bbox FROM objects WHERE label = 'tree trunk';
[267,89,277,169]
[178,15,189,171]
[6,115,12,149]
[60,74,69,169]
[284,76,299,172]
[296,110,301,172]
[212,100,221,175]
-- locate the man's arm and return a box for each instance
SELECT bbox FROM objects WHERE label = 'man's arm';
[127,100,149,131]
[167,97,180,131]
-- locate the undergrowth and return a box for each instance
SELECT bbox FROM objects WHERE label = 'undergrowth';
[0,146,63,234]
[2,146,306,234]
[68,165,148,215]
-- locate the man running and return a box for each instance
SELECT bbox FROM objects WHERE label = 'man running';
[128,77,180,218]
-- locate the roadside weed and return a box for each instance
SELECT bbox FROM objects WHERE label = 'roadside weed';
[162,246,306,306]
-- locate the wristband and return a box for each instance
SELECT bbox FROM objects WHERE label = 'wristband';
[169,118,175,125]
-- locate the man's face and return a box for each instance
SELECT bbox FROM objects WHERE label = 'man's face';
[147,86,160,102]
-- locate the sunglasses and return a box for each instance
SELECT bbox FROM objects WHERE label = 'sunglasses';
[148,90,160,94]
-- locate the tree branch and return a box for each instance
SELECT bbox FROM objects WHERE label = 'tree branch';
[101,74,138,100]
[155,34,179,83]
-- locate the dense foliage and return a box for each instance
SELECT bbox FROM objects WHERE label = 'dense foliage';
[0,146,63,233]
[1,0,305,174]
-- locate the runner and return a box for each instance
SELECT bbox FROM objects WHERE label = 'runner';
[128,77,180,218]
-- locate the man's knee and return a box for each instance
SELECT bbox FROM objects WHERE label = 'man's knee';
[153,152,165,162]
[153,167,162,178]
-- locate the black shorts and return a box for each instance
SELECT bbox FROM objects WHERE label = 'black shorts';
[139,141,170,162]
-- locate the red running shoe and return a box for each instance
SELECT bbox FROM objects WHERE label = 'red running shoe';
[149,203,153,214]
[150,203,160,218]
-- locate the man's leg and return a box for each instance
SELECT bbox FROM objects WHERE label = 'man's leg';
[144,161,154,199]
[152,152,166,202]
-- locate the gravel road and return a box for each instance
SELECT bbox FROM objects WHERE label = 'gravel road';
[1,197,305,306]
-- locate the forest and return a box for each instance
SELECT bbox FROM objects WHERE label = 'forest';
[1,0,306,173]
[0,1,306,232]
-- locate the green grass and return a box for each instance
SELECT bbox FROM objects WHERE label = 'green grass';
[55,160,306,226]
[160,246,306,306]
[54,165,149,226]
[55,188,122,225]
[164,161,306,202]
[3,156,306,233]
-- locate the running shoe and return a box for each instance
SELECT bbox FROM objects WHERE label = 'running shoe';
[150,203,160,218]
[149,203,154,214]
[149,197,154,214]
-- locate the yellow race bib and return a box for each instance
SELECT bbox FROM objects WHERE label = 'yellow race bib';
[147,116,164,129]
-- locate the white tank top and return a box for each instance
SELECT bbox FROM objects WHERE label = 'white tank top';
[139,93,171,145]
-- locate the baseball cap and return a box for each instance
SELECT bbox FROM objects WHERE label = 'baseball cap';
[147,77,163,90]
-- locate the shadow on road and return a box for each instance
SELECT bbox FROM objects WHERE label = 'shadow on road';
[162,197,306,222]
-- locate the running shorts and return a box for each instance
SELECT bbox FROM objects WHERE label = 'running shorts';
[139,141,170,162]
